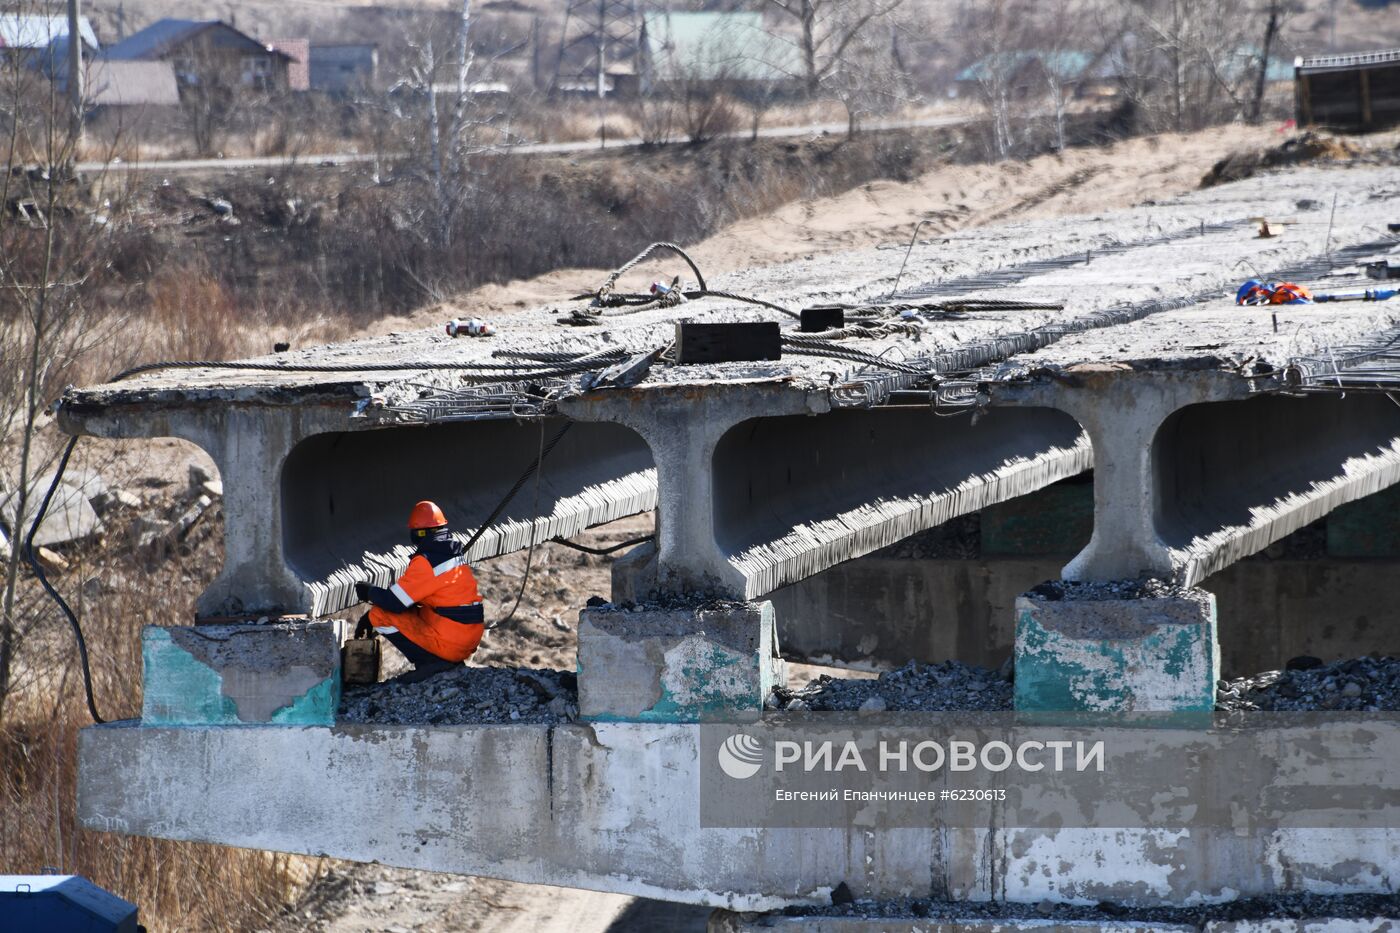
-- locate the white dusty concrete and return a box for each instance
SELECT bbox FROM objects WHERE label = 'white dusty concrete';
[79,719,1400,911]
[57,165,1400,612]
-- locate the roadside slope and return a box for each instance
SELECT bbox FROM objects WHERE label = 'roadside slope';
[389,128,1264,333]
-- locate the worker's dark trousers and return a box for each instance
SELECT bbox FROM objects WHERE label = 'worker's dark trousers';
[381,628,453,669]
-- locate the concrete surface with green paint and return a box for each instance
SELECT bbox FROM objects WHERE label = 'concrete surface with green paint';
[1013,591,1219,712]
[141,623,340,726]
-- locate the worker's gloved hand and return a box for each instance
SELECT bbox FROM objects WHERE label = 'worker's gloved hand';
[354,581,370,603]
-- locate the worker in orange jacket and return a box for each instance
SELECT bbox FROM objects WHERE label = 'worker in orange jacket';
[354,501,484,683]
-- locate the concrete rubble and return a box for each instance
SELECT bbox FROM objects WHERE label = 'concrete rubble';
[769,659,1013,713]
[1217,655,1400,711]
[0,474,102,548]
[750,892,1400,924]
[715,892,1400,931]
[341,666,577,725]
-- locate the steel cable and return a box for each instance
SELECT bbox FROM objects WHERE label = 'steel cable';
[24,436,105,724]
[596,241,707,295]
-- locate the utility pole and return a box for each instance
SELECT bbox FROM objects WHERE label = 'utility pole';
[66,0,83,147]
[596,0,606,147]
[553,0,640,99]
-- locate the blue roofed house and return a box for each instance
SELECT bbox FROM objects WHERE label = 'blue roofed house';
[0,12,100,69]
[105,18,291,93]
[955,50,1110,100]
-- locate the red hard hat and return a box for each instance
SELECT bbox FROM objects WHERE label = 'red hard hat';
[408,500,448,530]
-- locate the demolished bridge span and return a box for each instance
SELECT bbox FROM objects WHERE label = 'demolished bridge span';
[57,165,1400,617]
[66,163,1400,919]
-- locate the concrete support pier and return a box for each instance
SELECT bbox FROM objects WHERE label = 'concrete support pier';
[1014,586,1219,712]
[577,600,783,722]
[141,622,341,726]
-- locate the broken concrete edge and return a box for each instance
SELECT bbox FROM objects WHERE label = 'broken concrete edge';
[1013,585,1219,713]
[141,622,341,726]
[708,913,1399,932]
[577,600,784,723]
[56,382,369,424]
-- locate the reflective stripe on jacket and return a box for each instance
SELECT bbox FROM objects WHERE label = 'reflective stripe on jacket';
[391,553,482,626]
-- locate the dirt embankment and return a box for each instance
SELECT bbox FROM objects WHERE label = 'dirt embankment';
[395,127,1261,332]
[1198,130,1392,187]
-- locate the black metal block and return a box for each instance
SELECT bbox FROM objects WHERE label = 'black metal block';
[675,321,781,364]
[800,305,846,333]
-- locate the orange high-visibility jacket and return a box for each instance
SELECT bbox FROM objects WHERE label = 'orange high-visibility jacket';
[369,553,484,662]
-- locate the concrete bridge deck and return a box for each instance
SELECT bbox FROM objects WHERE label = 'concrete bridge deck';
[59,165,1400,615]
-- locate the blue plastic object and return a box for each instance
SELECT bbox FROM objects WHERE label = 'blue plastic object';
[0,875,139,932]
[1235,279,1267,305]
[1315,288,1398,303]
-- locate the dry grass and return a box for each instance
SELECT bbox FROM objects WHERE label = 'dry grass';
[0,502,306,931]
[0,713,301,932]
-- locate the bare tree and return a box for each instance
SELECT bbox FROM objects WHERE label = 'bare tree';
[763,0,906,97]
[825,23,912,136]
[1099,0,1262,132]
[1248,0,1300,123]
[651,22,742,144]
[958,0,1030,158]
[0,9,126,719]
[175,41,255,155]
[373,0,521,295]
[1031,0,1088,151]
[631,90,678,145]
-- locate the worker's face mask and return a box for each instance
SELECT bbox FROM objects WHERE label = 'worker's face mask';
[410,526,446,549]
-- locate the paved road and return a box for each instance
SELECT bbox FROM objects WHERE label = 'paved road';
[76,113,969,176]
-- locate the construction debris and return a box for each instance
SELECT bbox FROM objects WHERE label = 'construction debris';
[1217,655,1400,711]
[770,659,1013,713]
[1201,132,1365,187]
[1026,578,1199,602]
[777,892,1400,926]
[340,666,578,725]
[0,476,102,548]
[35,547,69,573]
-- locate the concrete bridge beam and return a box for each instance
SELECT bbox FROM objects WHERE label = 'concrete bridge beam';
[564,385,821,599]
[58,404,342,617]
[998,369,1249,584]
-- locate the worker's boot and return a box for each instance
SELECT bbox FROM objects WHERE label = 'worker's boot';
[390,658,464,685]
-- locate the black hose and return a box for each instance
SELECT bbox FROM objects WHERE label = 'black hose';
[23,435,105,724]
[461,422,574,555]
[552,534,653,556]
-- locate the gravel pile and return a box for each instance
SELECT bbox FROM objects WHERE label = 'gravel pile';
[1217,655,1400,711]
[341,666,578,725]
[771,659,1012,713]
[1027,577,1199,602]
[786,889,1400,925]
[601,594,752,613]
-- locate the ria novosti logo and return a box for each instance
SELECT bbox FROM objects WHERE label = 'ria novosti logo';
[717,733,765,779]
